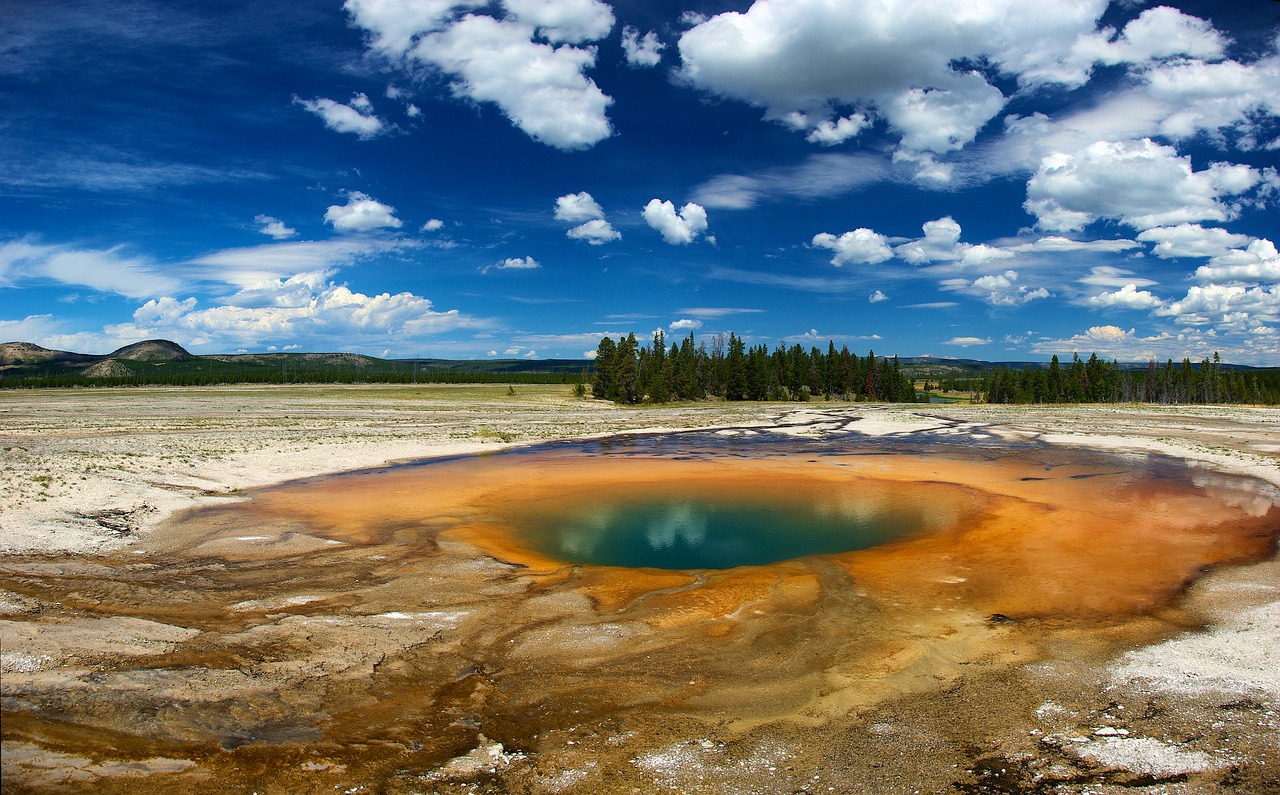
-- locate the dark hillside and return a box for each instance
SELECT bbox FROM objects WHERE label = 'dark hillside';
[0,342,97,367]
[109,339,193,361]
[0,339,591,388]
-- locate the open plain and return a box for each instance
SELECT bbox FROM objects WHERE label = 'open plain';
[2,385,1278,794]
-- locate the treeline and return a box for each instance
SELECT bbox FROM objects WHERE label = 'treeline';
[592,332,916,404]
[0,369,580,390]
[984,353,1280,405]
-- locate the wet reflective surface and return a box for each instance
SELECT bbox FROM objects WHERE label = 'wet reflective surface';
[522,491,930,569]
[3,421,1279,793]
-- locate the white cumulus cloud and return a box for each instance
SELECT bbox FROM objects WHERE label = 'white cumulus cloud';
[554,190,605,222]
[346,0,615,150]
[1084,325,1129,341]
[669,318,702,332]
[1157,283,1280,327]
[1194,239,1280,284]
[895,216,964,263]
[293,93,387,139]
[567,219,620,245]
[344,0,485,57]
[555,191,619,244]
[1136,224,1253,259]
[676,0,1107,154]
[869,290,888,303]
[811,228,892,266]
[1073,6,1226,69]
[885,76,1006,154]
[483,256,541,274]
[795,113,870,146]
[643,199,708,245]
[945,336,991,347]
[943,269,1050,306]
[324,192,403,233]
[621,25,663,67]
[994,36,1280,170]
[1025,138,1260,231]
[254,215,297,240]
[418,15,613,150]
[1144,53,1280,145]
[1031,324,1273,364]
[1087,284,1163,310]
[892,216,1013,269]
[124,278,479,350]
[503,0,614,43]
[218,270,335,309]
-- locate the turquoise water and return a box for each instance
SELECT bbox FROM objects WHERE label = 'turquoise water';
[525,495,925,570]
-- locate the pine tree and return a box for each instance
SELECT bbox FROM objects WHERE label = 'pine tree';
[593,336,617,399]
[615,333,639,403]
[725,333,747,401]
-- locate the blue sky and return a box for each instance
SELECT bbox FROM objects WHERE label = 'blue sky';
[2,0,1278,364]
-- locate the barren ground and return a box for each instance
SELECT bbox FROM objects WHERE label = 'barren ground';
[1,385,1278,794]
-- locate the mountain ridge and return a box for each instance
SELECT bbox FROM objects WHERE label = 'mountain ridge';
[0,339,591,385]
[0,339,1268,383]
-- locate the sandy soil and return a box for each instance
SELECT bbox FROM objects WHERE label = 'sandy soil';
[0,385,779,556]
[1,386,1278,794]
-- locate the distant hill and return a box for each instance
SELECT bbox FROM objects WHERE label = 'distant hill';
[110,339,193,361]
[0,339,590,387]
[396,357,596,375]
[895,355,1263,377]
[0,339,1267,388]
[0,341,98,367]
[0,339,192,367]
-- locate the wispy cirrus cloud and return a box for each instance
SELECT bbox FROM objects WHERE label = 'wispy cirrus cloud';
[0,149,271,193]
[708,265,858,293]
[674,307,766,318]
[692,152,893,209]
[0,237,181,298]
[184,238,417,288]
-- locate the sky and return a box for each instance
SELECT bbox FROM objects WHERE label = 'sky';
[2,0,1279,364]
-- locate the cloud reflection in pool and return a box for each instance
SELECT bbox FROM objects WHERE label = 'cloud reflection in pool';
[527,492,930,570]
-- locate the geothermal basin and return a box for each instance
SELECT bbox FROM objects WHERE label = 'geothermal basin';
[3,413,1279,793]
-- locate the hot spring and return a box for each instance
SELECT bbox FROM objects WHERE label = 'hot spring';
[5,420,1278,793]
[497,466,978,570]
[524,494,924,569]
